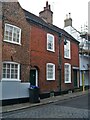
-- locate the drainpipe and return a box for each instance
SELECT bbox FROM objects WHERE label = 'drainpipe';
[82,71,85,92]
[58,34,62,94]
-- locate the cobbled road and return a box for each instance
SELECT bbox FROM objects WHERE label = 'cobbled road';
[2,93,90,119]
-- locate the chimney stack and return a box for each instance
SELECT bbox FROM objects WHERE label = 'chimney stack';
[39,1,53,24]
[64,13,72,27]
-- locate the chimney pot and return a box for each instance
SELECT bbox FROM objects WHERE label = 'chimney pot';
[46,1,48,7]
[39,1,53,24]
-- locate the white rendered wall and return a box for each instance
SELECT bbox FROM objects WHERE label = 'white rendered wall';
[0,80,30,100]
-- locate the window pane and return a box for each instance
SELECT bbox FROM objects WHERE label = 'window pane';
[15,74,17,79]
[7,69,10,74]
[11,74,14,78]
[3,64,6,68]
[3,69,6,74]
[7,74,10,78]
[11,64,14,68]
[7,64,10,69]
[3,74,5,78]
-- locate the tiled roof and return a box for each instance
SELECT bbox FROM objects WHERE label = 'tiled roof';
[23,9,79,43]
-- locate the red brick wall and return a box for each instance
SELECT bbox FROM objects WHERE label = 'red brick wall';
[2,2,30,82]
[61,39,79,91]
[30,25,59,93]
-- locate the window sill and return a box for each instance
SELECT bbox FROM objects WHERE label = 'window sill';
[1,79,21,82]
[65,82,71,84]
[3,40,21,46]
[47,49,55,53]
[47,79,55,81]
[64,56,71,59]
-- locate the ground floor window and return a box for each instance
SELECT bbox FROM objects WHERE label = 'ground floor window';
[2,62,20,80]
[46,63,55,80]
[64,63,71,83]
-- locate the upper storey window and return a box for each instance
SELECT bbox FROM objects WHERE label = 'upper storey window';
[4,24,21,45]
[64,40,71,59]
[47,33,55,52]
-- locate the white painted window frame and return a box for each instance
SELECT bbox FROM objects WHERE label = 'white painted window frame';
[2,61,20,81]
[47,33,55,52]
[4,23,21,45]
[64,63,71,83]
[64,40,71,59]
[46,63,55,80]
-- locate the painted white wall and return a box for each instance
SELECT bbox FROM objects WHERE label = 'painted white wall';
[79,55,89,70]
[64,26,90,86]
[0,80,30,100]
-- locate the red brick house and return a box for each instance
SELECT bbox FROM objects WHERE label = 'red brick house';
[1,1,79,104]
[24,1,80,96]
[1,2,30,104]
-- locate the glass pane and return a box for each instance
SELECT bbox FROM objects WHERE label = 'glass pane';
[11,74,14,78]
[3,74,6,78]
[9,37,12,41]
[3,64,6,68]
[7,64,10,69]
[13,37,16,42]
[7,74,10,78]
[15,69,18,74]
[7,69,10,74]
[3,69,6,74]
[15,64,18,69]
[11,69,14,74]
[15,74,17,79]
[11,64,14,68]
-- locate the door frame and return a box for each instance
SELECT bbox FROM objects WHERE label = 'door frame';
[73,68,80,88]
[30,68,38,86]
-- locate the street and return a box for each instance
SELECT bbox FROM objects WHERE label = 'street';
[2,93,90,119]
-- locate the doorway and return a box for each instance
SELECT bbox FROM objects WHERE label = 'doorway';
[30,69,38,86]
[73,70,78,88]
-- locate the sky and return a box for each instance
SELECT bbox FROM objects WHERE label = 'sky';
[18,0,89,32]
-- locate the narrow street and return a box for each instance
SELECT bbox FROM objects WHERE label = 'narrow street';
[2,93,90,119]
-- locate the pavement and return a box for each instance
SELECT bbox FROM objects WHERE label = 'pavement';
[1,89,90,113]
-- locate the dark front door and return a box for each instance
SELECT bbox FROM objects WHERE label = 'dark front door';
[74,70,77,88]
[30,70,36,86]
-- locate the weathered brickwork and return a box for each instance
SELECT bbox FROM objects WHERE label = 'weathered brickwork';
[2,2,30,81]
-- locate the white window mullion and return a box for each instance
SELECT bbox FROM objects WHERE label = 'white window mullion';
[18,64,20,80]
[10,64,11,79]
[12,27,14,43]
[19,29,21,44]
[6,64,7,78]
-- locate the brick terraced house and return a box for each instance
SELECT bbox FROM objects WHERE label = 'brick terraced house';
[1,1,79,104]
